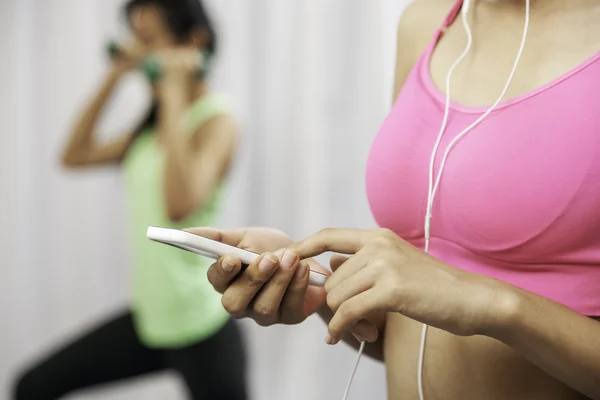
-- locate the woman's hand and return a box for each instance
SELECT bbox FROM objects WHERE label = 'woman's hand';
[285,228,507,345]
[186,227,329,326]
[110,41,147,76]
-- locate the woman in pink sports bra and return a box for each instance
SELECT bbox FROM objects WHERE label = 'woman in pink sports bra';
[193,0,600,399]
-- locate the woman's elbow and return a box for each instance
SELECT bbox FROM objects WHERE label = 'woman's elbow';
[61,151,83,168]
[165,194,208,223]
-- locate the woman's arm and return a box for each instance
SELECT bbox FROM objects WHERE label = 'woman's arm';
[157,73,236,222]
[62,67,134,167]
[487,284,600,399]
[287,227,600,398]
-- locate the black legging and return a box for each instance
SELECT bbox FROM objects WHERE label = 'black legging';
[12,310,247,400]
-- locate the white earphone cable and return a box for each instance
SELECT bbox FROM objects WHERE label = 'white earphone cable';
[418,8,474,400]
[342,341,366,400]
[424,3,474,254]
[429,1,531,212]
[418,1,530,400]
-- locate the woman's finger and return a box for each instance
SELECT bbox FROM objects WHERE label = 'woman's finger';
[324,249,372,294]
[279,260,312,324]
[329,254,349,272]
[221,253,280,318]
[251,250,301,326]
[350,320,379,343]
[327,290,383,345]
[207,255,243,293]
[286,228,373,259]
[326,264,377,312]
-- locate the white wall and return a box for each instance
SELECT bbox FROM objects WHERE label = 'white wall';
[0,0,409,399]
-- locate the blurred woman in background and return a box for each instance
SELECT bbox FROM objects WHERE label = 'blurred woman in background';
[12,0,246,399]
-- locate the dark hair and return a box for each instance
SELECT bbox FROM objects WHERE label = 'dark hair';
[125,0,216,54]
[124,0,217,133]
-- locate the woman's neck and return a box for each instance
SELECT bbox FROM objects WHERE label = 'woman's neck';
[193,80,209,100]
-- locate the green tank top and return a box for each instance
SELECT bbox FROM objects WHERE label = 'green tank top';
[122,93,230,348]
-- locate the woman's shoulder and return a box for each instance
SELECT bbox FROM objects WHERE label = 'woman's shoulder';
[396,0,457,54]
[185,92,233,127]
[392,0,458,96]
[191,92,233,113]
[400,0,458,25]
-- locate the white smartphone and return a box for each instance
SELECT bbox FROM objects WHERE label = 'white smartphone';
[147,226,327,287]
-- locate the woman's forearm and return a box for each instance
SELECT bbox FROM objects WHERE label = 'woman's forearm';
[62,69,121,163]
[157,77,198,220]
[486,284,600,399]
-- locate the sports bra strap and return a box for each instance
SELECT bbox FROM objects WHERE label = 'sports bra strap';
[441,0,464,29]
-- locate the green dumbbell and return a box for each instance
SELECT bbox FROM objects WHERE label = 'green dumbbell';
[106,40,210,82]
[106,40,121,59]
[141,52,210,82]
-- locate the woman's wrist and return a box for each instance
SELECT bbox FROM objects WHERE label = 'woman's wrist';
[478,280,524,339]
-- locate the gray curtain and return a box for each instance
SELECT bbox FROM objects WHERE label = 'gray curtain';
[0,0,410,398]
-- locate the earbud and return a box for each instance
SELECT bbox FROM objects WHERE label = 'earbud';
[462,0,471,14]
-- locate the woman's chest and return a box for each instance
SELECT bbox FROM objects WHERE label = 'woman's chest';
[365,80,600,261]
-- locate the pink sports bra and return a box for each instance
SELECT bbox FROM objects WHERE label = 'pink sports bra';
[365,0,600,316]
